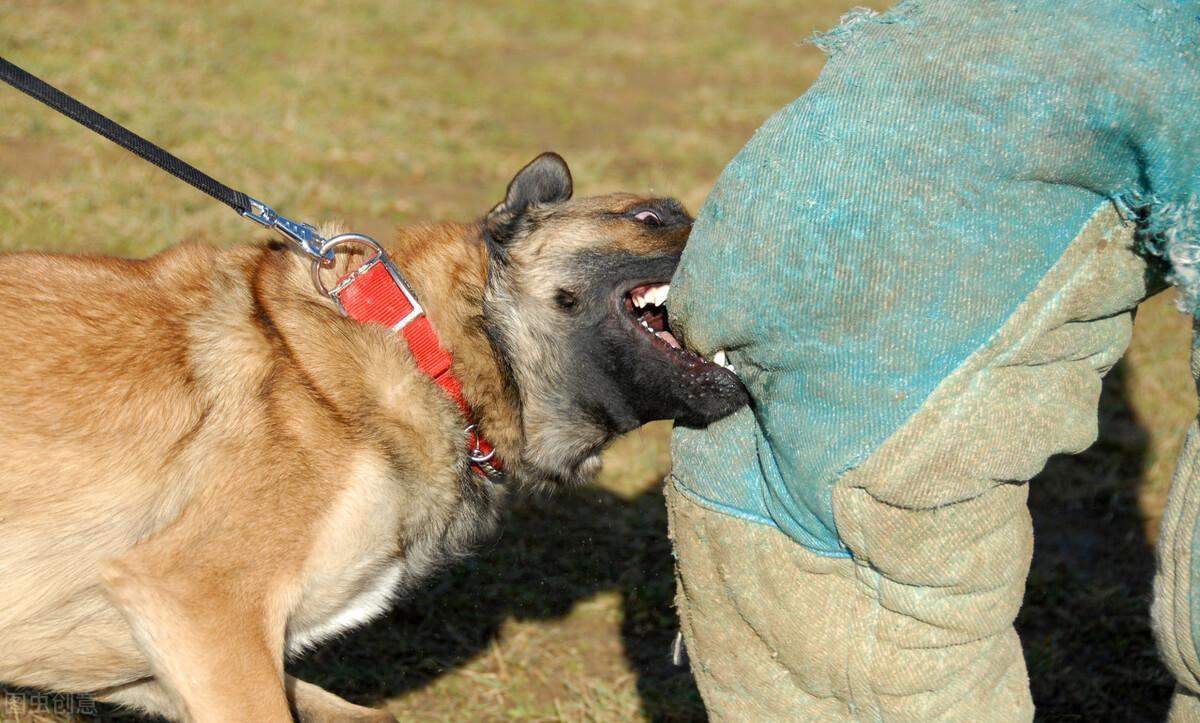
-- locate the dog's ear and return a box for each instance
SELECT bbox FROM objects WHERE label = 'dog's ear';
[498,152,573,214]
[486,153,573,248]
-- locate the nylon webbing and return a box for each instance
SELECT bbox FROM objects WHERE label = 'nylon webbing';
[332,258,498,469]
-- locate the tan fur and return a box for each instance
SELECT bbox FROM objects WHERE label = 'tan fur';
[0,184,688,721]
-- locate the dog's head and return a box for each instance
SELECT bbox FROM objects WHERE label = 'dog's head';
[482,153,749,485]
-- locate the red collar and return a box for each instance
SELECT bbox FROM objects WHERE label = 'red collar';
[326,248,502,480]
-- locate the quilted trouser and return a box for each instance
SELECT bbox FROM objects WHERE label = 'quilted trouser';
[668,204,1156,721]
[663,1,1199,719]
[1155,330,1200,722]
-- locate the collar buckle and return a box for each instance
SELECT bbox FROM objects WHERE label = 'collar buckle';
[311,233,424,332]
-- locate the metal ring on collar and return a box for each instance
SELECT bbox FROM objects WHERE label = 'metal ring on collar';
[463,423,497,463]
[309,232,386,298]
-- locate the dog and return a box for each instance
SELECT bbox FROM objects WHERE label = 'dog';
[0,152,747,722]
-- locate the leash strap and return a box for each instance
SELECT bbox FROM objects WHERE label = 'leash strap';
[0,58,250,215]
[0,56,331,260]
[0,56,502,479]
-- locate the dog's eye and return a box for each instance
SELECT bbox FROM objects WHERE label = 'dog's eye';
[634,210,662,226]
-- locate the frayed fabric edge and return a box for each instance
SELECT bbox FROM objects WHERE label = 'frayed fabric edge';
[807,1,918,56]
[1114,190,1200,315]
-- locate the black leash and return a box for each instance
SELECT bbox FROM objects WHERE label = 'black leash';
[0,56,332,260]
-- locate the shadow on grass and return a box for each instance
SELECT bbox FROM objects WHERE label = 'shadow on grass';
[1018,362,1175,722]
[9,366,1173,723]
[289,482,704,722]
[295,362,1174,722]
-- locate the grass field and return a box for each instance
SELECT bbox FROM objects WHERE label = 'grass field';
[0,1,1194,721]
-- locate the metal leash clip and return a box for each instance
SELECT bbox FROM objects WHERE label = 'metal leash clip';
[242,196,335,262]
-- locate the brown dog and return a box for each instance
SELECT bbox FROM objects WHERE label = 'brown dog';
[0,153,746,721]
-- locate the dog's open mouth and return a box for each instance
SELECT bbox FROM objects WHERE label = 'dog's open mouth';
[622,283,737,373]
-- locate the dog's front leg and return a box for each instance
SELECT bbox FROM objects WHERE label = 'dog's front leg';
[287,676,398,722]
[103,553,292,722]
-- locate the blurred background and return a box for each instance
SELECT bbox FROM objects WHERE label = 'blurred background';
[1,1,1193,721]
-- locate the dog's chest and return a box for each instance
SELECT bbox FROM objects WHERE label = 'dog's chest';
[286,559,407,654]
[283,457,463,654]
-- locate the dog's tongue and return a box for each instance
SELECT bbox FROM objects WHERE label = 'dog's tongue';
[659,330,681,349]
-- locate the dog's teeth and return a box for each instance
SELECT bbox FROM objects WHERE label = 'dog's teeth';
[633,292,648,308]
[651,285,669,306]
[709,348,736,372]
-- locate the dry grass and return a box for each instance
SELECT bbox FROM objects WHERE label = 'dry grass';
[0,1,1193,721]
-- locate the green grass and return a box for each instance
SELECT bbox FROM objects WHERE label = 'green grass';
[0,2,1193,722]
